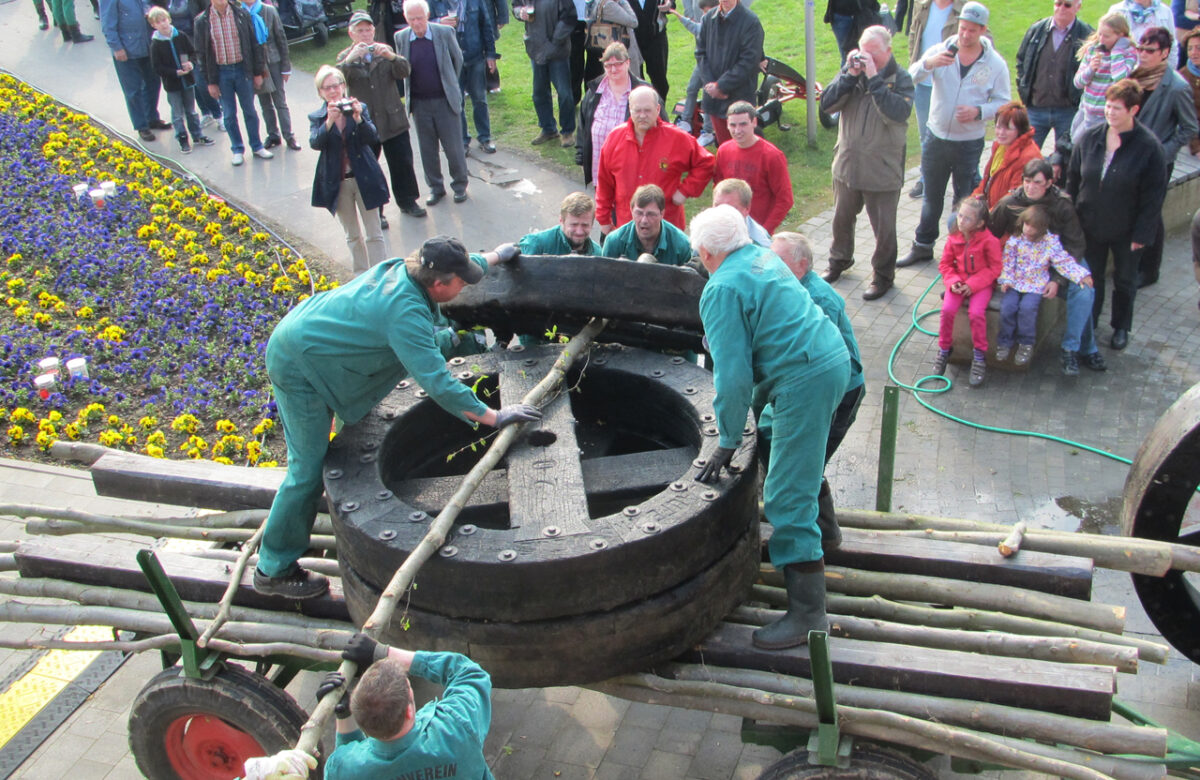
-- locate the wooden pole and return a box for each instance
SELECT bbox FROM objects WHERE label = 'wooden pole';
[197,526,263,647]
[14,511,338,550]
[294,320,607,757]
[757,567,1127,633]
[999,521,1027,557]
[729,606,1140,672]
[663,663,1167,757]
[0,634,341,664]
[836,510,1196,577]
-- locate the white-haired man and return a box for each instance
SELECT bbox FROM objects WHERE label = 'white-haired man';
[820,24,914,301]
[396,0,471,205]
[691,204,849,651]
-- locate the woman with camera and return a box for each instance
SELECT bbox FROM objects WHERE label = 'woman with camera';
[309,65,391,274]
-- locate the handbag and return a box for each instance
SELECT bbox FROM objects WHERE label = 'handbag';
[587,0,632,50]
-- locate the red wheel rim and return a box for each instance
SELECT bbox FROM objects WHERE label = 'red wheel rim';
[163,713,267,779]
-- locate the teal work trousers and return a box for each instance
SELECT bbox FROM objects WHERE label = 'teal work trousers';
[763,361,848,567]
[257,369,335,578]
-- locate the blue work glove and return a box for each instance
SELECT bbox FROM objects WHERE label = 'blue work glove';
[493,243,520,263]
[695,446,735,483]
[342,632,388,670]
[316,671,351,718]
[495,403,542,428]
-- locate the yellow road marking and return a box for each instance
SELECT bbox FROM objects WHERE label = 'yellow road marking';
[0,626,109,747]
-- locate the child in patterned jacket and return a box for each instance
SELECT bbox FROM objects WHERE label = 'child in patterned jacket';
[996,205,1094,366]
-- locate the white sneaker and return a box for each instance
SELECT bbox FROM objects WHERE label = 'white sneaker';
[676,119,693,133]
[253,148,274,160]
[231,152,244,166]
[696,131,716,147]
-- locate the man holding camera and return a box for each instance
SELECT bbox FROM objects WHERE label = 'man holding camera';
[337,11,428,218]
[819,25,913,300]
[898,1,1009,268]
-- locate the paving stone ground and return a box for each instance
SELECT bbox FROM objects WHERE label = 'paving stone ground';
[2,1,1200,772]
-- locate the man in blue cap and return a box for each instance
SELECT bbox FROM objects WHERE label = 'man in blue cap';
[253,237,541,599]
[691,205,849,650]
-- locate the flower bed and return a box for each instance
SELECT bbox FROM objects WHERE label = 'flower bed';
[0,74,338,466]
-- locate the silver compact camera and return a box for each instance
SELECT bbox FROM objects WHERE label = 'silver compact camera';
[335,98,356,113]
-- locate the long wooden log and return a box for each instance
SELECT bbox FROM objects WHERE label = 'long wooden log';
[837,510,1200,576]
[999,521,1027,557]
[729,606,1139,672]
[0,554,15,572]
[594,675,1115,780]
[0,601,354,649]
[0,633,341,665]
[759,567,1127,633]
[0,576,353,631]
[812,590,1168,662]
[664,664,1166,757]
[15,511,338,551]
[0,541,18,553]
[49,440,111,465]
[296,320,607,756]
[189,549,341,577]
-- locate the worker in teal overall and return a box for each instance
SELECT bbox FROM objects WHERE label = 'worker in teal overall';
[517,192,602,256]
[253,236,542,600]
[761,231,866,551]
[241,633,493,780]
[691,205,850,651]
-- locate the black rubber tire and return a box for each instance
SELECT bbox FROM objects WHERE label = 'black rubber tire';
[312,21,329,46]
[1123,382,1200,664]
[758,741,936,780]
[327,344,759,623]
[339,524,760,688]
[129,664,319,780]
[818,106,839,130]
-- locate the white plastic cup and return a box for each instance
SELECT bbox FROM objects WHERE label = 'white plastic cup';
[99,181,116,197]
[66,357,89,380]
[34,374,55,399]
[89,188,106,208]
[38,357,60,376]
[72,183,88,200]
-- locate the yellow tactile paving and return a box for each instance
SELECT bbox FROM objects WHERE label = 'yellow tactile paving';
[0,626,107,747]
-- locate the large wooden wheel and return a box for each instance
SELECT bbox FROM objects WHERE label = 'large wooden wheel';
[325,344,760,687]
[1122,382,1200,664]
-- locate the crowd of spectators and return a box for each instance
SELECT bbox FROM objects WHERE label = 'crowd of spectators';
[42,0,1200,372]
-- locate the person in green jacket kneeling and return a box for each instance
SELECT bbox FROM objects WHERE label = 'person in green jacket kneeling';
[691,205,850,651]
[253,236,542,600]
[600,184,696,266]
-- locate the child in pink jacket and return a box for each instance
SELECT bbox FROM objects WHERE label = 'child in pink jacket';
[933,197,1002,387]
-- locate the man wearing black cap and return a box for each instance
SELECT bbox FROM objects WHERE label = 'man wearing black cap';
[253,237,541,599]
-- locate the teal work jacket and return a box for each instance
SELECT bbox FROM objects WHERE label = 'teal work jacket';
[700,244,849,449]
[600,219,694,266]
[265,255,490,425]
[799,270,864,391]
[517,225,602,256]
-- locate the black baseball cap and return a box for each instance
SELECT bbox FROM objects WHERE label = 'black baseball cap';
[419,236,483,284]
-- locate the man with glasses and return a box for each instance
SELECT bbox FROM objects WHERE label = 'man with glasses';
[988,158,1104,376]
[601,185,695,265]
[1130,26,1198,285]
[1015,0,1093,159]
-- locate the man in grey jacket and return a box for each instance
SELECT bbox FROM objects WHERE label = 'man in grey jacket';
[515,0,577,146]
[820,25,913,301]
[897,0,1009,268]
[397,0,470,204]
[1132,26,1198,285]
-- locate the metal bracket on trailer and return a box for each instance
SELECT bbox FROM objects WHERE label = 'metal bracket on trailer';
[136,549,221,680]
[1112,699,1200,776]
[806,630,853,767]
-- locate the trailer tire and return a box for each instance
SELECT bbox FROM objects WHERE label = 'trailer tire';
[1122,381,1200,664]
[758,742,936,780]
[129,664,319,780]
[312,21,329,46]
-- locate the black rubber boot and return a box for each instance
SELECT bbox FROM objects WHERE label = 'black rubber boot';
[752,560,828,650]
[36,1,49,29]
[59,23,71,41]
[68,23,94,42]
[816,478,841,551]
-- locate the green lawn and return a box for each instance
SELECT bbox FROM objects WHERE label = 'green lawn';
[289,0,1054,224]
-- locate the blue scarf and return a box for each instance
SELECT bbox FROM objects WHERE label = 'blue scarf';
[1124,0,1153,26]
[243,0,270,45]
[1188,60,1200,78]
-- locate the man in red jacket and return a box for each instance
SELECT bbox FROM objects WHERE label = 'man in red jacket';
[714,100,793,234]
[595,85,715,234]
